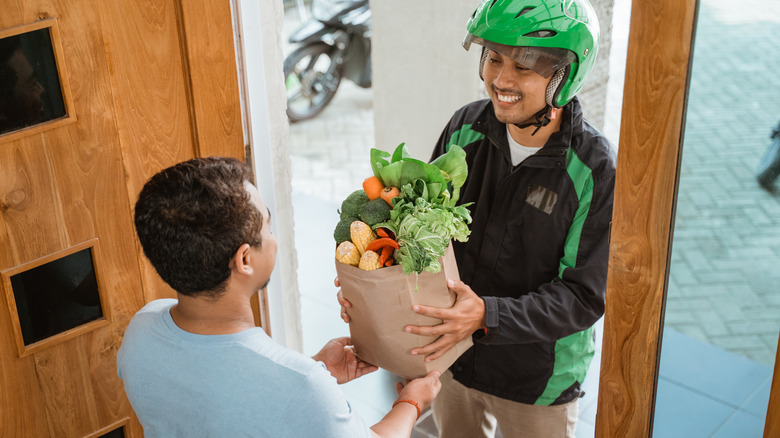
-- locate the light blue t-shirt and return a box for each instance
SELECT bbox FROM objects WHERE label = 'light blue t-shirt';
[117,299,371,438]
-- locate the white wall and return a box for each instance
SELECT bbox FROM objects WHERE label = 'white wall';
[577,0,615,131]
[235,0,302,351]
[371,0,483,160]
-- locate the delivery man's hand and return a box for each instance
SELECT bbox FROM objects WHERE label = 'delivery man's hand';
[313,337,378,384]
[405,279,485,362]
[335,277,352,323]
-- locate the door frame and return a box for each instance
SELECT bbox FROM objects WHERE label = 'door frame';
[593,0,780,436]
[233,0,303,351]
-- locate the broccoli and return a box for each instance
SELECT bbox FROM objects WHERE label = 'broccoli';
[339,190,370,220]
[334,216,358,244]
[359,198,391,226]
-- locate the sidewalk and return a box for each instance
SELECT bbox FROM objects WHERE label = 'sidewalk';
[283,1,778,436]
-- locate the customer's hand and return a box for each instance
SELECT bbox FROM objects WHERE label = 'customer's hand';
[370,371,442,437]
[313,337,377,384]
[335,277,352,323]
[395,370,442,412]
[405,279,485,362]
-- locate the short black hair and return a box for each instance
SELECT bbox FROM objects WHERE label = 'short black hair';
[134,156,263,297]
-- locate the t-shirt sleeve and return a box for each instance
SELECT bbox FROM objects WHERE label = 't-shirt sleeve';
[280,363,372,438]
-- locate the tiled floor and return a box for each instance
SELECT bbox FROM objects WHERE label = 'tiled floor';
[654,330,773,437]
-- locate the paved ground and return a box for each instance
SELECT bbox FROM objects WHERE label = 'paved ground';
[283,0,779,435]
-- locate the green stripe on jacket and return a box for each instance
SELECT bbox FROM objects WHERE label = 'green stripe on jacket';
[446,124,485,151]
[535,148,596,406]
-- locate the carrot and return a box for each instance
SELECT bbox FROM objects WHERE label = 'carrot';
[376,227,395,240]
[379,245,394,266]
[380,186,400,206]
[362,176,384,201]
[384,257,394,267]
[366,237,400,253]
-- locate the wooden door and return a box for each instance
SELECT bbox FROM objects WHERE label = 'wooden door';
[0,0,243,436]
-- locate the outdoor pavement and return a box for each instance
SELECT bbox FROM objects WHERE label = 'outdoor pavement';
[283,1,779,436]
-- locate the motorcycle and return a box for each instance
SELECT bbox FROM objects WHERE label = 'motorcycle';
[283,0,371,122]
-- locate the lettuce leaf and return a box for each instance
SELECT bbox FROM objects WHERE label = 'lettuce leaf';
[377,195,472,274]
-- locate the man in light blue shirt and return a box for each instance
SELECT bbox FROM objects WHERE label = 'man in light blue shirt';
[119,157,441,437]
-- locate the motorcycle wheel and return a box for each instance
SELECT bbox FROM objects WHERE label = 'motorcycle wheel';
[283,43,342,122]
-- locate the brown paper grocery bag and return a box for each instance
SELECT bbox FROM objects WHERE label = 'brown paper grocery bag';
[336,243,473,379]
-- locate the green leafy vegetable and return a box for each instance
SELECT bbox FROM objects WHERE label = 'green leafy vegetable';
[430,145,468,205]
[377,196,472,274]
[368,142,473,274]
[372,143,469,208]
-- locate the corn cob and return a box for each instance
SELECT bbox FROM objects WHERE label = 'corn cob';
[335,241,361,266]
[350,220,376,255]
[358,250,382,271]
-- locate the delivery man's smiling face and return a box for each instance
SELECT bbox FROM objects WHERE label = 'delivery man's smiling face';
[482,49,550,126]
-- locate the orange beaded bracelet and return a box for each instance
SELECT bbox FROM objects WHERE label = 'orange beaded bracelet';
[392,399,421,420]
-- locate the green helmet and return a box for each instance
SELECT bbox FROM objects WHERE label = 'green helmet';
[464,0,600,108]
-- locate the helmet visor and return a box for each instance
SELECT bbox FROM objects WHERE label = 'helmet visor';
[463,33,575,78]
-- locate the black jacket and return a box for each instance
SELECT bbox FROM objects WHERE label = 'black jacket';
[430,97,616,405]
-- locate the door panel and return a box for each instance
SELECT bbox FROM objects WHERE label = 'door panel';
[97,0,195,193]
[0,0,244,436]
[178,0,245,158]
[35,340,105,437]
[95,0,199,303]
[1,140,69,259]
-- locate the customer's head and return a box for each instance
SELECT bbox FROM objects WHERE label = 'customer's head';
[134,156,271,298]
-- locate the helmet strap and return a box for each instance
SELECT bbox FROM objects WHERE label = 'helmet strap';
[512,67,565,136]
[513,105,554,136]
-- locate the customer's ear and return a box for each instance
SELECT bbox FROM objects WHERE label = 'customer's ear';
[231,243,253,275]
